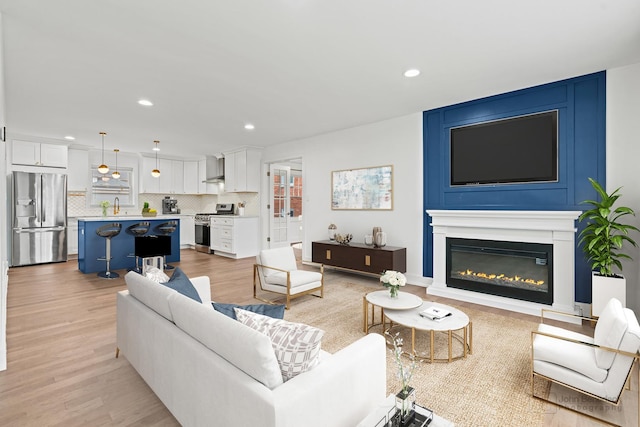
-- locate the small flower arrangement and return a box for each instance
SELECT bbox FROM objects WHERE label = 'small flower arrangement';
[380,270,407,298]
[237,201,246,208]
[386,331,417,418]
[100,200,110,217]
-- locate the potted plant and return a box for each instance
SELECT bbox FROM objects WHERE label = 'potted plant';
[578,177,639,316]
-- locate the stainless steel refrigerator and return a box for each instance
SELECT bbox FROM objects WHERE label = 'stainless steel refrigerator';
[12,171,68,266]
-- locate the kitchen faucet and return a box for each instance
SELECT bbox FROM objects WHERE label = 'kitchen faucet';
[114,197,120,215]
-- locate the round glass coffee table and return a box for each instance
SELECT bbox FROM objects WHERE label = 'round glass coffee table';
[363,290,423,334]
[384,301,472,363]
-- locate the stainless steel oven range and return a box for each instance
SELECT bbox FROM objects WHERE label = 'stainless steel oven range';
[194,213,214,253]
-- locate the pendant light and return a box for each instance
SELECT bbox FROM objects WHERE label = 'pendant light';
[151,140,161,177]
[111,149,121,179]
[97,132,109,174]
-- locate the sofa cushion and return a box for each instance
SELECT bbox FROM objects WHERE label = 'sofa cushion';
[264,270,323,288]
[161,267,202,303]
[534,323,608,382]
[234,308,324,382]
[212,302,285,320]
[260,247,298,278]
[125,271,175,321]
[168,292,283,389]
[594,298,628,370]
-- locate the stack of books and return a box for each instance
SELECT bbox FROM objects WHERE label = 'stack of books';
[419,306,452,321]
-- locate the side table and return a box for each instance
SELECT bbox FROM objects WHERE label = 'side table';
[363,290,423,334]
[356,394,455,427]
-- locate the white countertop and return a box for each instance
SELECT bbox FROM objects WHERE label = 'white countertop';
[77,215,181,222]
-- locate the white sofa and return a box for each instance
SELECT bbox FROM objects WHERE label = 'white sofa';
[117,271,387,427]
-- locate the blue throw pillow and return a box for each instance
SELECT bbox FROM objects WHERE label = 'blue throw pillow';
[161,267,202,303]
[212,303,285,320]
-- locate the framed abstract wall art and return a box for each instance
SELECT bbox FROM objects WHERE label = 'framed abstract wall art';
[331,165,393,210]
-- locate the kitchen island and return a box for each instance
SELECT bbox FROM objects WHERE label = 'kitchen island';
[77,216,181,274]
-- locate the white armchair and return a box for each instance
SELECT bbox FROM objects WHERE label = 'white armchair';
[253,246,324,309]
[531,298,640,426]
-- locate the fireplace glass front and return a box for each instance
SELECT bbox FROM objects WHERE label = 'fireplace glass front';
[446,238,553,304]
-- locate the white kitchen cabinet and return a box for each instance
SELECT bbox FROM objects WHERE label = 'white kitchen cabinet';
[67,218,79,255]
[159,159,185,194]
[179,214,195,247]
[12,140,68,168]
[198,159,219,194]
[222,148,261,192]
[67,149,89,191]
[140,156,160,193]
[184,161,199,194]
[210,216,259,259]
[141,157,185,194]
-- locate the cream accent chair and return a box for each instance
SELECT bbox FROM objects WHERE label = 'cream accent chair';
[254,246,324,309]
[531,298,640,426]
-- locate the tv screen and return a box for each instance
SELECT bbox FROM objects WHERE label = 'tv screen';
[450,110,558,186]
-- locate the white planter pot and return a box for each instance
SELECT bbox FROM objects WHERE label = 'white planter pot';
[591,272,626,317]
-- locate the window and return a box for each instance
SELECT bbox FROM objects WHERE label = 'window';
[90,166,136,206]
[290,171,302,217]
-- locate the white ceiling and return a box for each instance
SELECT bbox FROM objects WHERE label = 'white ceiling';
[0,0,639,158]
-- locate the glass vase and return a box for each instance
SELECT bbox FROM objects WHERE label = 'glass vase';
[395,386,416,426]
[389,286,399,299]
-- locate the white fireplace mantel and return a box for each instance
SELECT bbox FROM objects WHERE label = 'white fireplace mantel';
[426,210,581,318]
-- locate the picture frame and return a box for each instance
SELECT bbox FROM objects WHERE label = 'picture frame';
[331,165,393,210]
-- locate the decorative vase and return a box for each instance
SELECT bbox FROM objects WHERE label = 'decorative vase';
[238,207,245,216]
[102,206,108,217]
[374,231,387,248]
[395,386,416,426]
[389,285,399,299]
[364,234,373,246]
[328,224,337,240]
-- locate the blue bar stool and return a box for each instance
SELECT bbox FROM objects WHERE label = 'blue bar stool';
[126,222,150,272]
[96,223,122,279]
[154,221,177,270]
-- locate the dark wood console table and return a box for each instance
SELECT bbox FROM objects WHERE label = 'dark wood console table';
[312,240,406,275]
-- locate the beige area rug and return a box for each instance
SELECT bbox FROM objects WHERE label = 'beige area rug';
[284,279,549,427]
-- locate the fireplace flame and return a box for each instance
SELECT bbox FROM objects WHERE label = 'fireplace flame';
[458,269,544,286]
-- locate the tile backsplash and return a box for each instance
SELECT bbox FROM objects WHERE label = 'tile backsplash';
[67,192,260,217]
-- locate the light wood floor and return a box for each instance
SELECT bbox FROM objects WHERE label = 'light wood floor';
[0,249,635,426]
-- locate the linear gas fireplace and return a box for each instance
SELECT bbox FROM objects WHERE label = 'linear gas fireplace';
[446,238,553,305]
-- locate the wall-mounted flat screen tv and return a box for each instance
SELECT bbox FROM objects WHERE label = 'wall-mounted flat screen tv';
[450,110,558,186]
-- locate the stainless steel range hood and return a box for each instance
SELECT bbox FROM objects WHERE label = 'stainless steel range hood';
[202,156,225,183]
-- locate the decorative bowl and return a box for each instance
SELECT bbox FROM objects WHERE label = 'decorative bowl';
[335,233,353,245]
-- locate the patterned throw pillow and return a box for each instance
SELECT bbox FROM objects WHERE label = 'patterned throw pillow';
[144,267,170,283]
[234,308,324,382]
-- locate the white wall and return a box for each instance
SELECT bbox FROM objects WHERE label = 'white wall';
[607,62,640,313]
[0,12,8,371]
[262,113,427,285]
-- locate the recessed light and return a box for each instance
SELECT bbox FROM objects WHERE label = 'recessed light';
[403,69,420,78]
[244,123,255,131]
[138,99,153,106]
[64,135,75,140]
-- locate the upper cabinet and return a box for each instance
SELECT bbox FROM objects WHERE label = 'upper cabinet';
[67,149,90,191]
[12,140,68,168]
[197,159,219,195]
[140,157,207,195]
[223,148,262,192]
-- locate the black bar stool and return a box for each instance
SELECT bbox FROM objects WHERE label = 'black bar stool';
[96,223,122,279]
[154,221,178,270]
[126,222,150,273]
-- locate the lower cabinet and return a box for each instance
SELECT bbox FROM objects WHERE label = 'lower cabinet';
[67,218,79,255]
[312,240,406,274]
[210,216,259,259]
[179,215,195,248]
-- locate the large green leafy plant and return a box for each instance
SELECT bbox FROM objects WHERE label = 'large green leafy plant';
[578,178,639,277]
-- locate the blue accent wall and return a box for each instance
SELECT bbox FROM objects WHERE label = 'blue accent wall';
[423,71,606,303]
